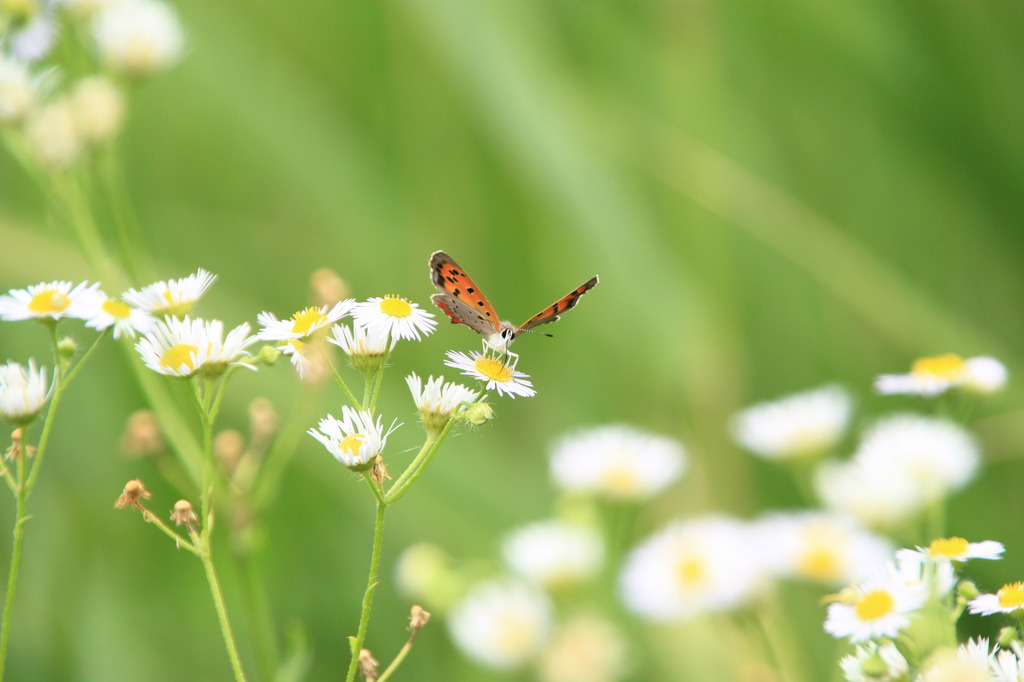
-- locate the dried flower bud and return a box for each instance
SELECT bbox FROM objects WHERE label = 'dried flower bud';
[114,479,151,509]
[369,455,390,486]
[358,648,378,681]
[248,397,278,448]
[120,410,165,458]
[409,605,431,632]
[214,429,245,475]
[310,268,349,306]
[4,428,35,460]
[170,499,198,530]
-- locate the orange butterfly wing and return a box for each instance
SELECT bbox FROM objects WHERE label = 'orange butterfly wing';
[517,275,600,333]
[429,251,502,336]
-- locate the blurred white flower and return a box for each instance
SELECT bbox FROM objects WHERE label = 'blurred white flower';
[991,646,1024,682]
[444,350,535,398]
[122,268,216,317]
[502,520,603,590]
[92,0,184,76]
[875,354,1007,397]
[8,3,56,62]
[538,616,629,682]
[447,580,553,670]
[277,338,330,382]
[550,425,685,502]
[351,296,436,342]
[620,515,764,621]
[69,76,125,143]
[0,56,38,123]
[755,511,892,587]
[135,316,256,377]
[918,639,996,682]
[307,406,396,470]
[839,642,908,682]
[25,97,84,168]
[0,280,97,321]
[0,360,50,425]
[731,384,851,459]
[969,581,1024,616]
[897,537,1004,563]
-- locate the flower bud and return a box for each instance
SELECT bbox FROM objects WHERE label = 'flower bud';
[310,268,349,306]
[463,402,494,426]
[114,478,151,509]
[120,410,165,458]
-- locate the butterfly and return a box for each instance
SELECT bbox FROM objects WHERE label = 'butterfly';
[429,250,599,361]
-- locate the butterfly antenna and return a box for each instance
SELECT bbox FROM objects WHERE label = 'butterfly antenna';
[520,328,554,338]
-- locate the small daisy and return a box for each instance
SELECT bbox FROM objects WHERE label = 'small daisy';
[278,338,330,382]
[620,515,765,621]
[839,643,909,682]
[447,579,553,670]
[549,425,686,502]
[122,269,216,318]
[92,0,185,76]
[918,639,995,682]
[756,511,893,587]
[329,322,394,358]
[135,316,256,378]
[307,405,397,470]
[256,301,354,342]
[444,350,535,398]
[406,373,480,429]
[898,537,1005,563]
[351,295,436,342]
[824,574,927,642]
[731,384,852,459]
[0,280,97,322]
[0,360,51,425]
[875,353,1008,397]
[969,581,1024,616]
[79,289,155,339]
[502,520,604,590]
[991,647,1024,682]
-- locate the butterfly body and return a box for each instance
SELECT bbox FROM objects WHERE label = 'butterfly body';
[429,250,599,358]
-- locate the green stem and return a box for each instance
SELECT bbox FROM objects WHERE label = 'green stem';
[139,507,201,557]
[345,499,387,682]
[385,417,458,505]
[199,532,248,682]
[328,358,361,408]
[376,630,421,682]
[236,549,278,681]
[0,480,28,682]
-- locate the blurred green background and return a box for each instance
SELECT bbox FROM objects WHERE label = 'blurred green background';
[3,1,1024,679]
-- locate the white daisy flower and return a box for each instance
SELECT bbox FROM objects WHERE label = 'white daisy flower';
[991,646,1024,682]
[329,322,394,357]
[92,0,185,76]
[122,269,216,317]
[968,581,1024,616]
[0,280,97,322]
[890,550,956,598]
[823,573,927,642]
[814,459,922,529]
[278,338,330,382]
[620,515,765,621]
[755,511,893,587]
[839,643,909,682]
[538,616,629,682]
[876,353,1008,397]
[502,520,603,590]
[0,360,51,425]
[256,301,354,342]
[549,424,685,502]
[351,296,436,342]
[444,350,535,398]
[0,56,38,124]
[447,579,553,670]
[307,406,397,470]
[406,373,480,424]
[897,537,1005,563]
[79,290,156,339]
[731,384,852,459]
[135,316,256,378]
[917,641,995,682]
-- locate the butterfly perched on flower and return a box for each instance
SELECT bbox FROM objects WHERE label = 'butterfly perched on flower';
[429,250,599,359]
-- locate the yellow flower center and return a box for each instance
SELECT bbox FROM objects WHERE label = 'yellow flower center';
[474,356,513,382]
[291,307,327,335]
[797,548,841,582]
[338,434,365,457]
[997,582,1024,610]
[854,589,895,621]
[599,467,638,497]
[929,537,969,559]
[495,614,534,658]
[27,289,70,314]
[676,556,707,591]
[102,299,132,319]
[912,354,965,380]
[379,296,413,319]
[160,344,198,371]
